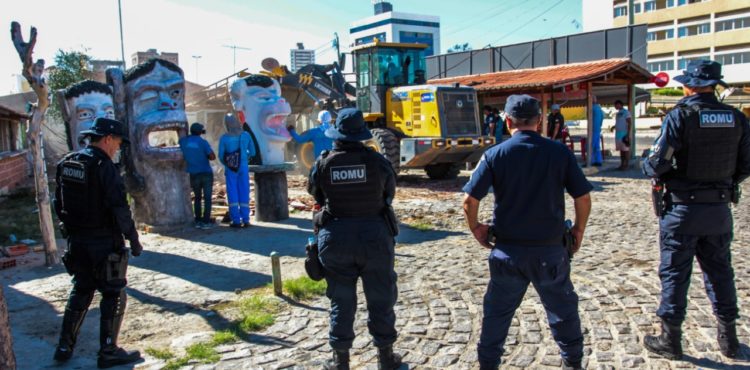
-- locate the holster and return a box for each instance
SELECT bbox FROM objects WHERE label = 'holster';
[562,220,576,259]
[313,209,332,229]
[652,179,665,217]
[382,205,399,237]
[100,248,129,284]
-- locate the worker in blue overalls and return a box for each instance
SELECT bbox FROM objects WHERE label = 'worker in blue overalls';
[642,60,750,360]
[219,114,256,228]
[463,94,593,370]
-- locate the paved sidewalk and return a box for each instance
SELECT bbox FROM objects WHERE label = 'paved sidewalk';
[5,168,750,369]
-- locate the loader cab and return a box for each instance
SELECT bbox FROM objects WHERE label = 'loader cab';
[352,40,428,117]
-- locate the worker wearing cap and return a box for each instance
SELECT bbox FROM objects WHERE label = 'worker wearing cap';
[463,95,592,370]
[307,108,401,370]
[547,103,565,141]
[642,60,750,360]
[179,122,216,229]
[52,117,143,368]
[287,110,335,159]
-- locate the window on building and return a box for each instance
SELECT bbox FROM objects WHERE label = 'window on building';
[678,55,709,70]
[648,60,675,72]
[666,0,675,7]
[715,16,750,32]
[614,6,628,17]
[647,29,675,41]
[0,119,22,153]
[677,0,707,5]
[634,3,642,13]
[678,22,710,37]
[644,1,657,12]
[715,51,750,65]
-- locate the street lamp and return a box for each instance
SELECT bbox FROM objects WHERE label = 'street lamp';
[192,55,202,82]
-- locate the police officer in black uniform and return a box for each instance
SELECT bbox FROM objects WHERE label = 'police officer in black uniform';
[53,117,144,368]
[463,95,593,370]
[307,108,401,370]
[643,60,750,360]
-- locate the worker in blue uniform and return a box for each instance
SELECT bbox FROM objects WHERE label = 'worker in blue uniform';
[642,60,750,360]
[219,114,256,227]
[308,108,402,370]
[591,96,604,166]
[463,94,593,370]
[287,110,334,159]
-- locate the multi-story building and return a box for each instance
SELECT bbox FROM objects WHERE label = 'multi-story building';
[349,1,440,56]
[290,43,315,72]
[604,0,750,90]
[131,49,179,67]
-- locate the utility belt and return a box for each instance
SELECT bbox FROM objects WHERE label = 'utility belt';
[313,206,399,237]
[668,188,734,204]
[63,225,119,238]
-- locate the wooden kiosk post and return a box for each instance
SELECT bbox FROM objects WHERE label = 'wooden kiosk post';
[250,163,294,222]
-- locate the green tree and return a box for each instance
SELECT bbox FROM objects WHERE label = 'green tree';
[47,49,93,119]
[447,43,472,53]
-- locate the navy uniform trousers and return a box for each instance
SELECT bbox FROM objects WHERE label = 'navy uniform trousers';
[657,205,738,325]
[478,244,583,366]
[318,217,398,350]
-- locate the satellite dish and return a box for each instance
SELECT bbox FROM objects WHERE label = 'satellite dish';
[261,58,280,72]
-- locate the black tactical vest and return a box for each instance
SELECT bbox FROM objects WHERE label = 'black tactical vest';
[672,100,744,182]
[319,147,385,218]
[56,150,112,230]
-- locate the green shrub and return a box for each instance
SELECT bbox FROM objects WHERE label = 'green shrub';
[283,277,327,301]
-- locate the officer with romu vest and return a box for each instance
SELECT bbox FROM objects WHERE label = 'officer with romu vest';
[53,117,143,368]
[642,60,750,360]
[307,108,402,370]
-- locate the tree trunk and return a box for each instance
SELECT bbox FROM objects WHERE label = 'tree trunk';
[28,111,59,266]
[0,285,16,370]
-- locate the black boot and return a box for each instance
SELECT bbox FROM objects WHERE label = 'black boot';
[378,345,402,370]
[479,362,498,370]
[323,349,349,370]
[97,315,141,368]
[644,319,683,360]
[53,308,88,362]
[562,358,583,370]
[718,319,740,358]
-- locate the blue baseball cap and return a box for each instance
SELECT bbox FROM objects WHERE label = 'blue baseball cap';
[325,108,373,141]
[505,94,540,119]
[674,60,728,88]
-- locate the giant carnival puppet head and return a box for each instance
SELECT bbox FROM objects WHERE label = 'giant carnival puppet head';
[106,58,192,227]
[229,74,291,165]
[58,80,115,151]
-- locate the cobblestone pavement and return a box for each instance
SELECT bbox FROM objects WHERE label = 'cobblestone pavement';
[138,168,750,369]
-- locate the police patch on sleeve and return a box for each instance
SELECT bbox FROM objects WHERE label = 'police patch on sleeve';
[330,165,367,184]
[699,110,735,128]
[61,161,87,183]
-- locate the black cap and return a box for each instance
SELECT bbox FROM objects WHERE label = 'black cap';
[505,94,540,119]
[79,117,130,144]
[324,108,373,141]
[190,122,206,135]
[674,60,728,88]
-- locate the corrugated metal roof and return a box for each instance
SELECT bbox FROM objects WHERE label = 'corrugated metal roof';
[428,58,653,91]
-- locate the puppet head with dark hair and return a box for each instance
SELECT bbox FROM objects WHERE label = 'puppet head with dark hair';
[106,58,192,227]
[59,80,114,150]
[229,74,291,164]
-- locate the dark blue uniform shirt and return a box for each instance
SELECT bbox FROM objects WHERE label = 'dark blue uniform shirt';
[463,130,593,243]
[643,93,750,235]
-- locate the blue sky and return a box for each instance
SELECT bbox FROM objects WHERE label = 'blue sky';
[1,0,581,93]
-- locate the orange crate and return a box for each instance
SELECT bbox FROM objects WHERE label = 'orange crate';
[5,244,29,257]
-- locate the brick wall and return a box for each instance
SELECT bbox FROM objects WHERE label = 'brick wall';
[0,151,30,195]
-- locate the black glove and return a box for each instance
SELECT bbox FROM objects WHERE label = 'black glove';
[130,239,143,257]
[286,125,295,132]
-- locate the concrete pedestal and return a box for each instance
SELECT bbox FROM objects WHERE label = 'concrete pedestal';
[250,163,295,222]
